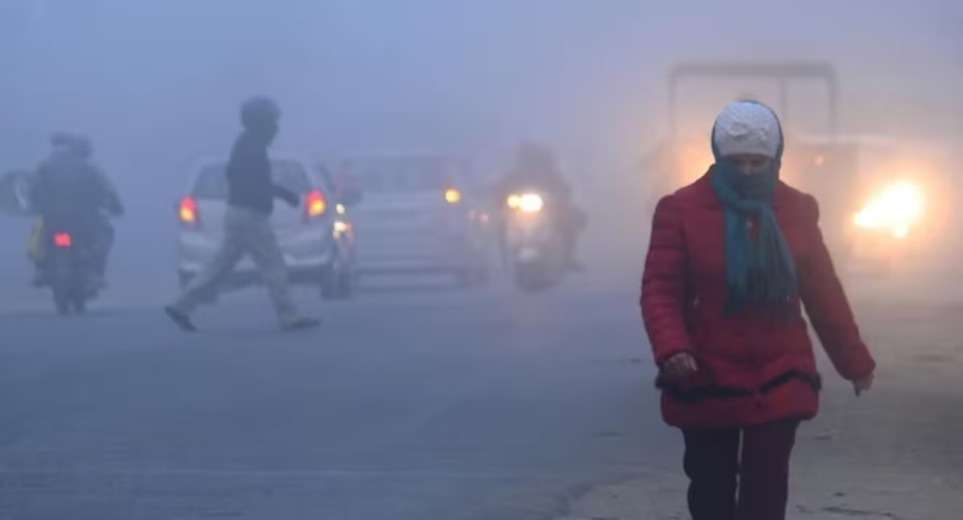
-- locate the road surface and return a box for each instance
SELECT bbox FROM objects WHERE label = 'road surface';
[0,276,674,520]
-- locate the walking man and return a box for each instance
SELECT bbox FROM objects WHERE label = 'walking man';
[165,96,319,332]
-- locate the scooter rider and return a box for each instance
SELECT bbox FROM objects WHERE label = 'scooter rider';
[28,132,123,287]
[493,142,586,270]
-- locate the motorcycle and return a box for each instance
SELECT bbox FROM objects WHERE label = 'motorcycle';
[3,169,119,315]
[502,191,568,291]
[42,224,101,315]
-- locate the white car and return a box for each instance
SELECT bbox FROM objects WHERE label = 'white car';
[337,153,492,286]
[176,157,356,300]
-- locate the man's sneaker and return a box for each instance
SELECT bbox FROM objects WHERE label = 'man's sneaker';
[164,306,197,332]
[281,316,321,331]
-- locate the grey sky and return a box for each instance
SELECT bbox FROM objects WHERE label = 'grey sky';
[1,1,961,187]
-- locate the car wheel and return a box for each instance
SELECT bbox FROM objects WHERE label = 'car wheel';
[337,270,354,299]
[72,295,87,315]
[454,268,480,289]
[455,262,490,289]
[473,263,491,286]
[178,271,192,290]
[53,289,71,316]
[320,266,348,300]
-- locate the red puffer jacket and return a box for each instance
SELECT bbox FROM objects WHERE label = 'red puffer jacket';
[640,173,876,429]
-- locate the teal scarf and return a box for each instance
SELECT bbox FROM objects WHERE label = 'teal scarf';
[710,161,798,312]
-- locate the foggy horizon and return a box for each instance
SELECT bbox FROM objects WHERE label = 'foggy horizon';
[0,4,961,518]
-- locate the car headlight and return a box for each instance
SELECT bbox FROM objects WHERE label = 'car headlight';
[853,181,924,239]
[506,194,522,209]
[444,188,462,205]
[333,220,350,239]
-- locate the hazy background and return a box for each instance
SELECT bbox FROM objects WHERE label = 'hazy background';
[2,0,962,295]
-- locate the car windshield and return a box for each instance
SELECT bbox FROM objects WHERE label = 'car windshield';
[339,156,464,194]
[193,160,313,199]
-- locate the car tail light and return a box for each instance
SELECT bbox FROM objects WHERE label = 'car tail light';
[179,196,199,226]
[53,232,72,248]
[306,190,327,218]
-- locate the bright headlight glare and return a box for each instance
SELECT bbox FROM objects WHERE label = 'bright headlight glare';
[333,220,350,238]
[518,193,544,213]
[853,181,924,238]
[444,188,462,204]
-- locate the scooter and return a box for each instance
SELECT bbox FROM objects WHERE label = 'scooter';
[502,191,568,291]
[42,226,100,315]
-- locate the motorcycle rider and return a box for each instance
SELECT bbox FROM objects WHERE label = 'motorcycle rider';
[164,96,320,332]
[29,132,123,287]
[493,142,586,270]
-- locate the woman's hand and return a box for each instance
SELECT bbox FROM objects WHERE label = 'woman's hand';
[854,371,874,396]
[663,352,698,379]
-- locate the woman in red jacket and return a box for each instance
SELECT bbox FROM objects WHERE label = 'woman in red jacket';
[640,101,876,520]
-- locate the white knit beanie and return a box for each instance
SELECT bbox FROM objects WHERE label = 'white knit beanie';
[712,101,782,159]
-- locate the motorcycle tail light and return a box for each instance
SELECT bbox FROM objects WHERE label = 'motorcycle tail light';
[53,232,72,248]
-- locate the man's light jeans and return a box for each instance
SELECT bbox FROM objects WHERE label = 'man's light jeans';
[171,206,299,325]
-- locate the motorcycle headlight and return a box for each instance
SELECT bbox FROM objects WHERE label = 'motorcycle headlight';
[853,181,924,239]
[519,193,544,213]
[506,194,522,209]
[507,192,544,214]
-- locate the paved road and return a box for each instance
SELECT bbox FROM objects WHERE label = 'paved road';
[0,277,679,520]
